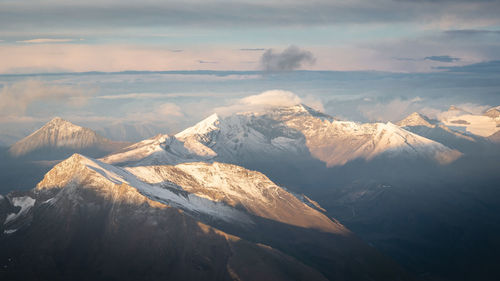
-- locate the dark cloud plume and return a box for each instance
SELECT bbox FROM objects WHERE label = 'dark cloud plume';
[260,45,315,72]
[424,55,460,62]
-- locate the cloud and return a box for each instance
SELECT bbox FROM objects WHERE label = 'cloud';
[0,80,94,121]
[96,93,166,100]
[436,60,500,73]
[1,1,499,32]
[240,48,265,51]
[117,102,184,125]
[198,60,218,64]
[358,97,424,122]
[451,103,490,115]
[443,29,500,37]
[260,46,315,72]
[16,38,80,43]
[214,89,323,116]
[0,44,260,73]
[155,103,183,117]
[424,55,460,62]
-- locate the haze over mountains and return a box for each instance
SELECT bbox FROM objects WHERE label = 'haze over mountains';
[0,102,499,281]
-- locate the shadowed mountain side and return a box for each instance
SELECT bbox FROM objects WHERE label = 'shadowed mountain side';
[0,188,328,281]
[295,153,500,281]
[0,147,54,195]
[489,130,500,143]
[0,154,414,281]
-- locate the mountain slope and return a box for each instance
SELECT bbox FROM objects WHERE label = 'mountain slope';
[104,104,460,167]
[396,112,436,128]
[439,106,500,137]
[0,159,328,280]
[0,154,412,281]
[397,112,491,153]
[8,117,130,159]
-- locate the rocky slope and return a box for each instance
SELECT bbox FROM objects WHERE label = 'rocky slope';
[0,153,412,281]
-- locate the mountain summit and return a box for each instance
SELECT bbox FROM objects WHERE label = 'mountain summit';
[103,104,461,167]
[8,117,129,159]
[396,112,436,128]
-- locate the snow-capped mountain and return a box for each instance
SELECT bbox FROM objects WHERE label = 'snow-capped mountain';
[439,106,500,137]
[0,153,411,281]
[8,117,130,159]
[103,104,461,167]
[396,112,490,153]
[34,154,341,231]
[396,112,437,128]
[484,107,500,119]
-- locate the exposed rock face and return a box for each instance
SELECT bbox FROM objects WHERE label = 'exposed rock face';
[8,117,129,159]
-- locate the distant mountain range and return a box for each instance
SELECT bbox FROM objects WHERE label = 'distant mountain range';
[102,104,462,167]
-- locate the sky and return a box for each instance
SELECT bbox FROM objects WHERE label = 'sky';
[1,0,500,73]
[0,0,499,144]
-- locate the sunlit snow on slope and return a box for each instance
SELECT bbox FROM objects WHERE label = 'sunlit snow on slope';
[442,114,499,137]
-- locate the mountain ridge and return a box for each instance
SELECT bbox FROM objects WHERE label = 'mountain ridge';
[103,104,461,167]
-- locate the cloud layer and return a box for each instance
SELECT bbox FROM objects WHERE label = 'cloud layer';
[0,80,93,122]
[1,0,499,31]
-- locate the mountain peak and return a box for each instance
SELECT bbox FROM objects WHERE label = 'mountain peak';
[8,117,127,159]
[397,112,435,127]
[175,113,220,139]
[49,116,65,123]
[484,107,500,118]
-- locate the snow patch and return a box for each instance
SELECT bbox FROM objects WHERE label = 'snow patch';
[3,229,17,234]
[4,196,36,225]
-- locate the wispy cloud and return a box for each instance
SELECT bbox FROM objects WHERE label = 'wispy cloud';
[214,89,323,116]
[240,48,265,51]
[444,29,500,37]
[96,93,166,100]
[357,97,425,122]
[1,1,499,31]
[0,80,94,122]
[424,55,460,63]
[261,45,315,72]
[16,38,81,43]
[436,60,500,73]
[198,60,218,64]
